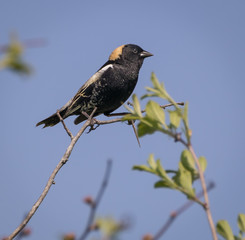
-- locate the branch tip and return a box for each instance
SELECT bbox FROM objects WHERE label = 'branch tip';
[79,160,112,240]
[56,110,74,139]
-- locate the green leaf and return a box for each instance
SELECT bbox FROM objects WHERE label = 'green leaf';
[154,180,172,188]
[96,216,122,238]
[122,114,140,121]
[217,220,235,240]
[169,110,181,128]
[140,116,158,127]
[144,73,183,111]
[7,38,23,56]
[132,165,155,174]
[238,214,245,233]
[2,36,32,75]
[132,94,142,117]
[141,92,158,100]
[146,100,165,125]
[234,236,242,240]
[123,103,135,114]
[151,72,163,90]
[183,102,191,142]
[183,101,189,127]
[145,86,160,94]
[173,162,195,197]
[180,170,195,196]
[8,61,31,74]
[156,159,167,178]
[137,120,156,137]
[147,154,157,170]
[199,156,207,173]
[145,73,169,100]
[156,160,177,188]
[181,150,196,172]
[137,107,169,137]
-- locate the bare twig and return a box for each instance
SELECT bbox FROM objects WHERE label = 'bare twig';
[7,109,97,240]
[188,145,217,240]
[7,103,184,239]
[93,118,123,125]
[130,120,141,147]
[107,102,185,117]
[56,110,74,139]
[153,182,215,240]
[79,160,112,240]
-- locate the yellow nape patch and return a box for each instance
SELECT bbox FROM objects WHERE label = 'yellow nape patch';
[109,45,125,61]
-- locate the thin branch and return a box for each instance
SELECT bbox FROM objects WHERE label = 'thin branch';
[7,109,97,240]
[56,110,74,139]
[129,120,141,147]
[185,191,205,207]
[84,103,185,145]
[131,121,141,147]
[80,102,185,130]
[79,159,112,240]
[161,102,184,108]
[175,133,217,240]
[7,103,184,239]
[94,118,123,125]
[107,102,185,117]
[153,182,215,240]
[188,145,218,240]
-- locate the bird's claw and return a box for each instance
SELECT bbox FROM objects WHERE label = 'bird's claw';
[87,118,100,133]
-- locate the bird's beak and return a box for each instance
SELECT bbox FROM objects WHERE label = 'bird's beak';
[140,50,153,58]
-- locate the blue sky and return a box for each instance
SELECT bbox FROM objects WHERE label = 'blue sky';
[1,1,245,239]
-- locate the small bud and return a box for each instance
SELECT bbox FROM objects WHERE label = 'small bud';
[63,233,76,240]
[22,228,32,236]
[83,196,94,206]
[174,133,181,142]
[188,129,192,137]
[89,223,99,231]
[170,211,177,218]
[142,233,153,240]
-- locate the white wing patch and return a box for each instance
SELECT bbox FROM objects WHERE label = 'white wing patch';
[82,64,113,91]
[65,63,113,115]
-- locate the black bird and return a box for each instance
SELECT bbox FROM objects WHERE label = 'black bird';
[36,44,153,128]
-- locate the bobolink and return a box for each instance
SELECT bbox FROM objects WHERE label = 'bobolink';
[36,44,153,128]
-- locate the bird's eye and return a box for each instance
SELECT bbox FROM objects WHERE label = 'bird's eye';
[133,48,138,54]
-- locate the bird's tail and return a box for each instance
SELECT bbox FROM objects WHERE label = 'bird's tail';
[36,108,67,128]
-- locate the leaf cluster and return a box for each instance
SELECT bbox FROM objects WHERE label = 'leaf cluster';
[216,214,245,240]
[0,34,31,74]
[95,216,128,240]
[122,73,245,240]
[123,73,190,144]
[133,152,206,205]
[123,73,207,204]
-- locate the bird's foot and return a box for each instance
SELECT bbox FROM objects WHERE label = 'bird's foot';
[87,118,100,133]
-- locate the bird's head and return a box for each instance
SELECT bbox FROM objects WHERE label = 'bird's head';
[109,44,153,67]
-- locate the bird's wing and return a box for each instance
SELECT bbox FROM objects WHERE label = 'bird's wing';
[65,63,113,116]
